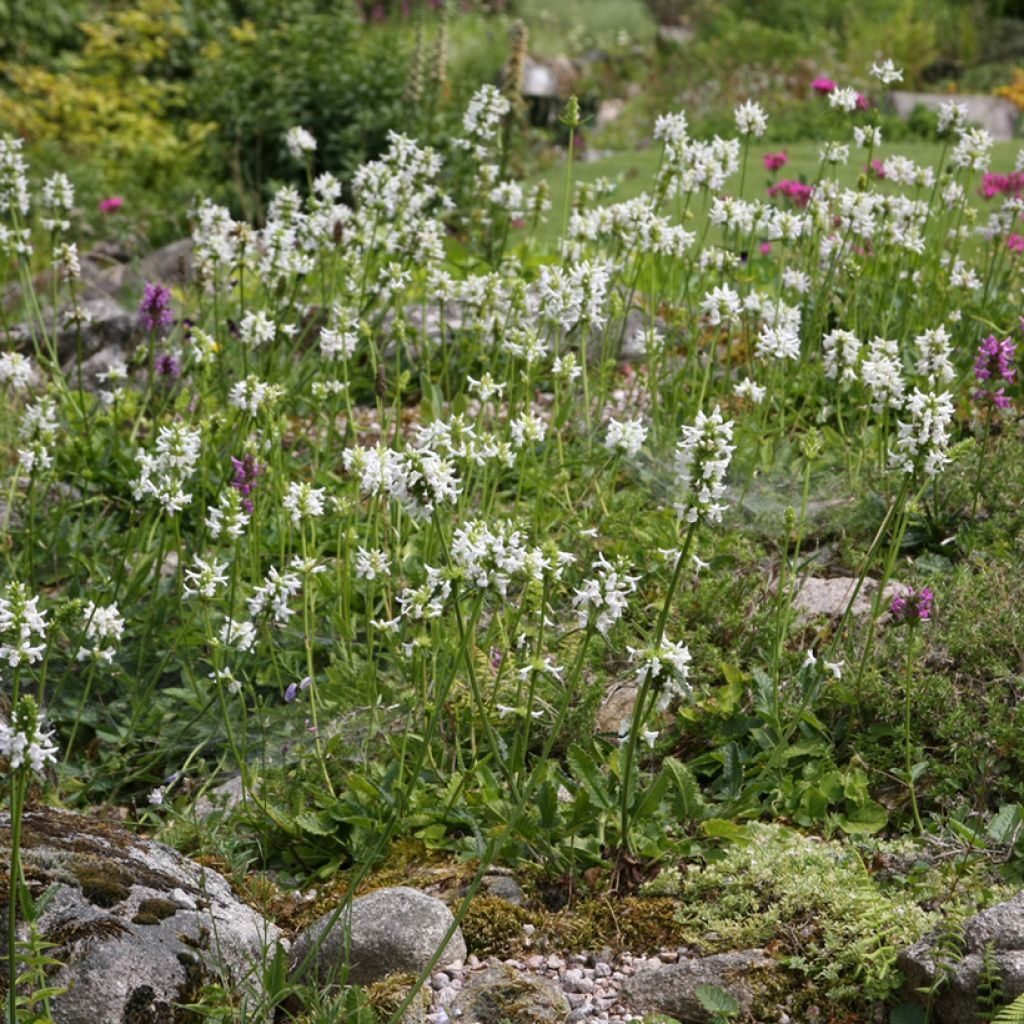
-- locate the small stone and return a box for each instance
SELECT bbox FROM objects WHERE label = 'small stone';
[575,977,595,994]
[595,963,612,979]
[527,955,546,970]
[568,1008,594,1022]
[547,955,565,970]
[431,974,448,990]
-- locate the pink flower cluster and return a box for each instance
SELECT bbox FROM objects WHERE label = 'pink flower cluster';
[890,586,934,623]
[763,151,788,172]
[973,334,1016,409]
[979,172,1024,200]
[811,78,836,94]
[767,179,813,208]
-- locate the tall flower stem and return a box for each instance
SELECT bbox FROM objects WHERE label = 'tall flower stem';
[903,619,924,834]
[619,521,697,852]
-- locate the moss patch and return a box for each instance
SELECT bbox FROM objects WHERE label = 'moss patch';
[133,897,179,925]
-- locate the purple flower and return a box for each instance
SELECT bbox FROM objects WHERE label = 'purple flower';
[284,682,298,703]
[230,454,265,513]
[139,282,174,332]
[155,354,180,378]
[974,335,1016,383]
[890,586,934,623]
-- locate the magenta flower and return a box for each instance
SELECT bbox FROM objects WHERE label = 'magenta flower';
[99,196,124,213]
[138,282,174,332]
[890,586,934,623]
[759,242,772,255]
[869,158,887,178]
[767,179,813,208]
[230,453,265,513]
[855,92,870,110]
[763,151,788,172]
[1009,234,1024,253]
[811,77,837,94]
[974,335,1016,383]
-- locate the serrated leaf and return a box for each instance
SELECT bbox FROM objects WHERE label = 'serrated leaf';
[567,744,613,810]
[987,803,1023,845]
[695,982,740,1015]
[663,756,705,820]
[293,811,335,837]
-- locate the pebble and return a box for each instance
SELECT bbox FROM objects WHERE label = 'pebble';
[425,945,696,1024]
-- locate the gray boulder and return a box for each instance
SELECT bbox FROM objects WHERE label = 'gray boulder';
[900,893,1024,1022]
[0,807,282,1024]
[453,964,569,1024]
[7,296,140,365]
[623,949,777,1023]
[289,885,467,988]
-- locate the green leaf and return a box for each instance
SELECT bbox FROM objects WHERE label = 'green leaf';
[888,1003,927,1024]
[663,756,705,820]
[293,811,335,837]
[695,982,740,1016]
[567,744,614,810]
[987,803,1023,845]
[701,818,751,844]
[835,800,889,835]
[721,742,743,799]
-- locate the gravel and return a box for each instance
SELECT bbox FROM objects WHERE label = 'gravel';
[424,946,696,1024]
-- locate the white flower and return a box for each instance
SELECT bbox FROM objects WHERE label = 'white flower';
[355,547,390,581]
[733,378,766,403]
[183,557,229,599]
[0,352,33,391]
[674,406,735,525]
[249,566,302,625]
[283,482,326,526]
[76,601,125,663]
[604,418,647,458]
[131,424,202,515]
[0,699,57,775]
[0,581,47,667]
[238,310,277,347]
[823,328,862,383]
[870,59,903,85]
[734,100,768,137]
[218,618,257,652]
[572,555,639,636]
[828,87,860,113]
[889,389,954,477]
[285,126,317,161]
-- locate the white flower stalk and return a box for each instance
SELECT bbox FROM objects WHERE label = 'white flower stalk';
[182,557,230,599]
[572,554,639,636]
[701,284,741,326]
[734,100,768,137]
[823,328,862,383]
[733,378,766,403]
[397,566,451,622]
[674,406,735,525]
[132,424,202,515]
[206,491,251,540]
[0,581,47,668]
[76,601,125,664]
[238,310,277,348]
[870,59,903,85]
[218,618,257,652]
[355,547,390,581]
[285,126,317,162]
[828,87,860,113]
[40,171,74,233]
[229,375,283,416]
[913,326,955,386]
[604,418,648,458]
[889,389,954,477]
[0,135,31,218]
[861,336,905,413]
[0,352,33,391]
[249,566,302,625]
[455,84,512,160]
[628,639,693,711]
[282,482,327,527]
[0,698,57,774]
